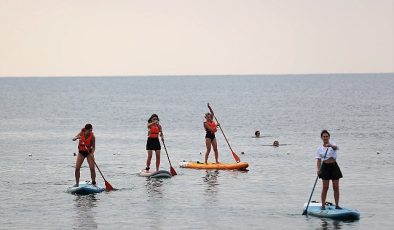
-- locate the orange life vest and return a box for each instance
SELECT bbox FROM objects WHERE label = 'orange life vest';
[78,132,93,152]
[206,121,217,133]
[148,124,160,138]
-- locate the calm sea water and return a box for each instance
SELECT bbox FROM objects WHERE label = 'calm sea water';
[0,74,393,229]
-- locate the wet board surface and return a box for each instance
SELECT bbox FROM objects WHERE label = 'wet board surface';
[179,161,249,170]
[138,170,172,178]
[67,181,105,195]
[303,202,360,220]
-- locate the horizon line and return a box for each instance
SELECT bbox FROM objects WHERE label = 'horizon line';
[0,72,393,78]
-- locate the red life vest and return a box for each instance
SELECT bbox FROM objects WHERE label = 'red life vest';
[148,124,160,138]
[206,121,217,133]
[78,132,93,152]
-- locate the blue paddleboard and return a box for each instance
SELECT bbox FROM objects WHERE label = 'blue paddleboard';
[67,181,105,195]
[139,170,172,178]
[303,202,360,220]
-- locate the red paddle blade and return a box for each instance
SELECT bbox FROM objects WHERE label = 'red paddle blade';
[105,181,114,191]
[232,151,241,163]
[170,167,177,176]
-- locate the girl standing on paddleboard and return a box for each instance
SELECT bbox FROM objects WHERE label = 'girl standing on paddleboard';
[145,114,163,172]
[204,109,219,164]
[316,130,343,210]
[72,124,96,187]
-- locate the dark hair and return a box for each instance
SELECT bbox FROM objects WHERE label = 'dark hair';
[255,131,260,136]
[148,114,159,123]
[320,130,330,137]
[85,123,93,130]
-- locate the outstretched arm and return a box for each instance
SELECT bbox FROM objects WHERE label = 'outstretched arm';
[147,121,157,128]
[329,143,338,150]
[72,132,81,141]
[325,142,338,150]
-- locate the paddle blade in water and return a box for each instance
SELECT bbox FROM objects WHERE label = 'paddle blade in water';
[105,181,114,191]
[170,166,177,176]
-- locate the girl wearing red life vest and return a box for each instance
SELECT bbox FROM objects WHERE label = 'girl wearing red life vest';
[72,123,96,187]
[204,112,219,164]
[145,114,163,172]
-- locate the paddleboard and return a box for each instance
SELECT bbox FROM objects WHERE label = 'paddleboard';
[179,161,249,170]
[67,181,105,195]
[303,202,360,220]
[138,170,172,178]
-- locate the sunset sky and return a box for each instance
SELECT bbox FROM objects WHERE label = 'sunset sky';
[0,0,393,77]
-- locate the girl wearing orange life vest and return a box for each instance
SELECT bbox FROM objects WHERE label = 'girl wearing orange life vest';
[72,123,96,187]
[145,114,163,172]
[204,112,219,164]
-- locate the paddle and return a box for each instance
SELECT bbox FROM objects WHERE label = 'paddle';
[161,137,177,176]
[302,147,330,215]
[93,159,114,191]
[84,146,114,191]
[207,103,241,163]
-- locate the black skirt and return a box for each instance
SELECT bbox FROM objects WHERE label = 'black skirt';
[146,137,161,150]
[319,162,343,180]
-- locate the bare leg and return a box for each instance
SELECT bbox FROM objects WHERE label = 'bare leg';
[212,138,219,163]
[321,180,330,207]
[74,153,85,186]
[205,138,212,164]
[155,150,160,171]
[332,180,340,207]
[146,150,153,171]
[86,154,96,184]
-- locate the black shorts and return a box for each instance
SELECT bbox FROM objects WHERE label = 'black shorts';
[205,132,216,140]
[319,162,343,180]
[146,138,161,150]
[79,151,89,158]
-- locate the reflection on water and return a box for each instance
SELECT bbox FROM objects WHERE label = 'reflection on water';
[73,195,98,230]
[144,178,166,229]
[318,217,360,230]
[145,178,164,199]
[203,170,219,197]
[319,219,343,230]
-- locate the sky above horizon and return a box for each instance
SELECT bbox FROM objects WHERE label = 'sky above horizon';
[0,0,393,77]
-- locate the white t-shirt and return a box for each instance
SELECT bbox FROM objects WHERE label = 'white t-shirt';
[315,142,338,160]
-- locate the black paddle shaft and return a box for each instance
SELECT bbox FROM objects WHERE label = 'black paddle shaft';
[84,145,108,182]
[213,116,233,152]
[303,147,330,215]
[161,138,174,169]
[93,160,107,181]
